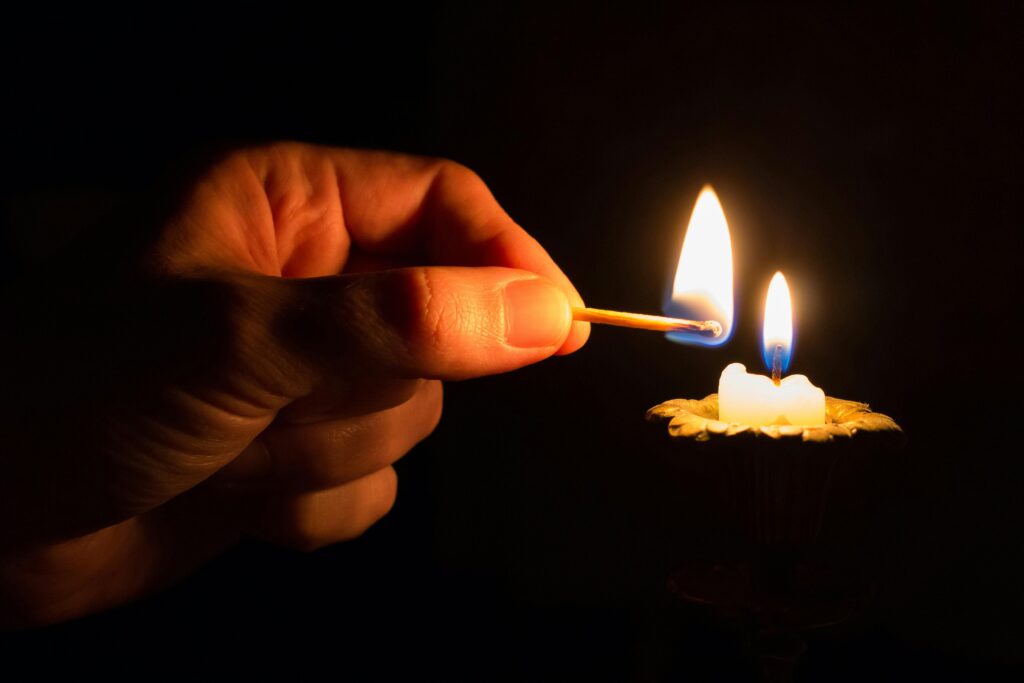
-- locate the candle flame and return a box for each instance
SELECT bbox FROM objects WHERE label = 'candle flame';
[663,185,733,346]
[762,271,793,373]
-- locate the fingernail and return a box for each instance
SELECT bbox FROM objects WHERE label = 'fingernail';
[503,278,571,348]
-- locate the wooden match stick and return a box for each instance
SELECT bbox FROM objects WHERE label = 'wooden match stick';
[572,307,722,337]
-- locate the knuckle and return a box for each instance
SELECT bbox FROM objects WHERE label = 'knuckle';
[196,143,312,202]
[419,268,463,350]
[383,268,464,361]
[434,158,482,187]
[216,142,307,174]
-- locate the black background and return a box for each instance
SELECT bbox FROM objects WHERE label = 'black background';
[2,3,1022,678]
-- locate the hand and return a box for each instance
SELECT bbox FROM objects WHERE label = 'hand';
[0,143,589,628]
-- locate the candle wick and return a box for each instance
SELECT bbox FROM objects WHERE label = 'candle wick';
[771,344,783,386]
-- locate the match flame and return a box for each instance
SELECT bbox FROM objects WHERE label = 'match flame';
[664,185,733,346]
[762,271,793,373]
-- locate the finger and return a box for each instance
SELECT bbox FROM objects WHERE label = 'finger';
[164,144,588,354]
[219,380,441,492]
[275,378,430,425]
[291,147,591,355]
[4,263,557,547]
[0,487,243,629]
[248,466,398,552]
[1,463,397,626]
[245,266,574,393]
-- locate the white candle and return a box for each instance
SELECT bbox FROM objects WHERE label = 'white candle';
[718,362,825,426]
[718,272,826,426]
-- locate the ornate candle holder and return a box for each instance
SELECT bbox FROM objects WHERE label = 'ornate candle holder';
[646,394,905,680]
[647,395,903,545]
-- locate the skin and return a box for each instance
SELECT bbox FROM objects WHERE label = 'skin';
[0,143,589,629]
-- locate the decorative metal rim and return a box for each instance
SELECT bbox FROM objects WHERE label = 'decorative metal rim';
[646,394,903,443]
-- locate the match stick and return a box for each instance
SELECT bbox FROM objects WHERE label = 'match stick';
[572,307,722,337]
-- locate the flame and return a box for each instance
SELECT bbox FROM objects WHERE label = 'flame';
[762,271,793,373]
[663,185,733,346]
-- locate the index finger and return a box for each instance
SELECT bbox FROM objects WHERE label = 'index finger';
[253,145,590,354]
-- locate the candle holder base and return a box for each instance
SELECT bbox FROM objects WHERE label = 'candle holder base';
[647,394,905,680]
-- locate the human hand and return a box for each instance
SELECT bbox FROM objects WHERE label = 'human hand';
[0,144,588,628]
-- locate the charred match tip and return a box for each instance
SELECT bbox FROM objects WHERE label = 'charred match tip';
[703,320,723,338]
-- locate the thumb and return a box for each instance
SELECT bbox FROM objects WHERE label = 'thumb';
[262,266,576,387]
[0,266,575,548]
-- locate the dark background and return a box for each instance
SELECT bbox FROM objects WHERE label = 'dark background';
[2,3,1022,678]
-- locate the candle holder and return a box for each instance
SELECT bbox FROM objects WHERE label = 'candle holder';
[647,394,903,545]
[646,394,905,680]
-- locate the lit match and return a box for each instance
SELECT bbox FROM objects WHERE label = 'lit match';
[572,307,722,337]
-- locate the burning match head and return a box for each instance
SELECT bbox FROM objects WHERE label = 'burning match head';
[702,320,723,338]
